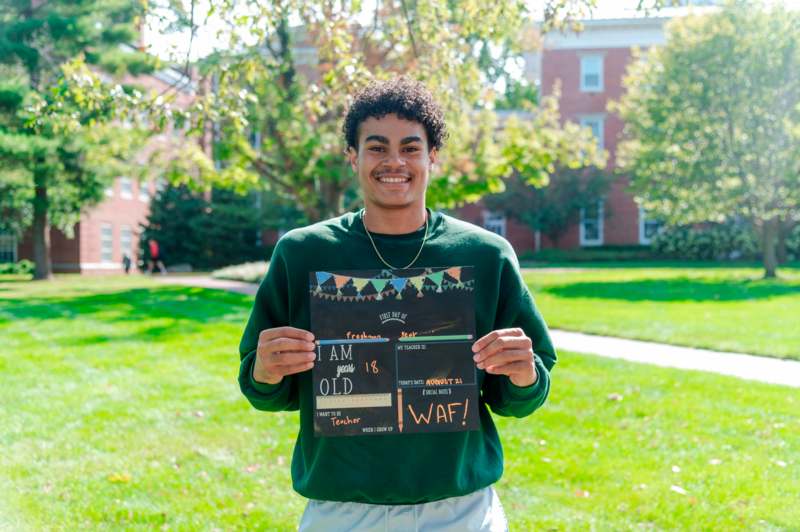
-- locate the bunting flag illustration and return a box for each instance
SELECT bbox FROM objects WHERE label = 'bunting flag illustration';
[309,267,473,302]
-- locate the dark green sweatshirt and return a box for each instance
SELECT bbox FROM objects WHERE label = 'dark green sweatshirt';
[238,210,556,504]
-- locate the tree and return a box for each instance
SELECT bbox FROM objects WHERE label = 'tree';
[613,0,800,278]
[141,185,266,269]
[172,0,667,224]
[485,166,610,247]
[0,1,161,280]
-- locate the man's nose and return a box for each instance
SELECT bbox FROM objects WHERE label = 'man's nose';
[383,149,406,167]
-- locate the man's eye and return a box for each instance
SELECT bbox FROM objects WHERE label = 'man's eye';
[404,147,419,152]
[369,146,385,152]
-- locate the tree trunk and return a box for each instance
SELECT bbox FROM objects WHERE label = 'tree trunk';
[32,181,52,280]
[776,217,789,264]
[761,217,778,279]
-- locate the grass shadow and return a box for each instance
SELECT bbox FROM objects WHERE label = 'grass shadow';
[544,277,800,302]
[0,286,252,325]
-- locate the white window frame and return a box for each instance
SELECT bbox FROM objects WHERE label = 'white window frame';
[580,54,604,93]
[579,200,604,246]
[482,211,507,238]
[579,114,605,152]
[638,206,662,245]
[138,180,150,202]
[0,233,18,263]
[100,223,114,263]
[120,225,133,258]
[119,177,133,199]
[104,181,115,197]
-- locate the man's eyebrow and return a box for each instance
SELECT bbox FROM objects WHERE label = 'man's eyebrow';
[363,135,424,145]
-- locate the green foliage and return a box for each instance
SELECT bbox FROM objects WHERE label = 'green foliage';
[787,224,800,261]
[0,259,34,275]
[613,0,800,276]
[0,1,180,278]
[651,222,760,261]
[211,261,270,283]
[189,0,604,222]
[522,246,655,263]
[141,185,267,270]
[485,164,610,245]
[494,79,538,110]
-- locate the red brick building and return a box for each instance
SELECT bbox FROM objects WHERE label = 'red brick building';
[458,8,716,253]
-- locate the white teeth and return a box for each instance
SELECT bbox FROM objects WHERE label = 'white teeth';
[377,177,410,183]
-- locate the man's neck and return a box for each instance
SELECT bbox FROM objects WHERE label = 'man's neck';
[362,205,428,235]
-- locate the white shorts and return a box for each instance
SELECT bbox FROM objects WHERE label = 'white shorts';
[298,485,508,532]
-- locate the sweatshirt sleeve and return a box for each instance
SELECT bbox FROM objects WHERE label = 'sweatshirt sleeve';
[482,252,556,418]
[237,240,300,412]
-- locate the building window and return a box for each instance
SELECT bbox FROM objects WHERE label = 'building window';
[119,177,133,199]
[120,225,133,258]
[579,114,605,151]
[104,180,115,197]
[580,55,604,92]
[639,206,663,245]
[139,181,150,202]
[100,223,114,262]
[580,200,604,246]
[0,233,18,263]
[482,211,507,238]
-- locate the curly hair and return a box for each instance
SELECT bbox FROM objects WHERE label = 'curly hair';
[342,77,448,152]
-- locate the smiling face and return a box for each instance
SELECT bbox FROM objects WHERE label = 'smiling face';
[347,113,437,216]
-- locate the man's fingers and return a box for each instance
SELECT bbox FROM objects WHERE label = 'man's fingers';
[258,326,315,343]
[259,337,316,354]
[277,361,315,377]
[473,336,532,363]
[263,351,316,366]
[484,360,534,377]
[471,328,524,353]
[476,350,531,370]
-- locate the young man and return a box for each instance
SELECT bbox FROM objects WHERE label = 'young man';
[238,77,556,531]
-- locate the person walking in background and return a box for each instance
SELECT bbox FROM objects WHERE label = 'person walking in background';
[146,238,167,275]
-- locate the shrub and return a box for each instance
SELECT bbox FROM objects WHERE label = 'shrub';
[521,246,655,263]
[787,223,800,261]
[0,259,34,275]
[141,186,270,270]
[651,223,759,261]
[211,261,269,283]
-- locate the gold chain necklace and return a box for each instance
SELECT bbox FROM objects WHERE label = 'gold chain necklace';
[361,208,429,270]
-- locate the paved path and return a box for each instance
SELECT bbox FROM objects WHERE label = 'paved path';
[550,330,800,388]
[161,276,800,388]
[159,276,258,295]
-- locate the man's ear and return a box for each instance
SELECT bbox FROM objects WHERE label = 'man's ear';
[429,147,438,167]
[346,146,358,172]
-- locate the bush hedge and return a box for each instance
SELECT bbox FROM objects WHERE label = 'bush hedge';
[650,223,759,261]
[211,261,269,284]
[0,259,34,275]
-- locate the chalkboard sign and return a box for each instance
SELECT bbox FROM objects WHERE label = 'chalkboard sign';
[308,267,479,437]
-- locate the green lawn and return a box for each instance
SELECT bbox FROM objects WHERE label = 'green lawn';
[525,265,800,360]
[1,276,798,530]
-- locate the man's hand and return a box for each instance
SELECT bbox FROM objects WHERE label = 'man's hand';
[472,328,537,387]
[253,326,316,385]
